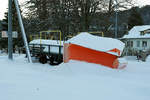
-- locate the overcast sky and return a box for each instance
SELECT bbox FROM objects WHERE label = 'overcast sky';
[0,0,150,20]
[0,0,25,20]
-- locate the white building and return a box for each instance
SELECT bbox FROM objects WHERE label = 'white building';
[121,25,150,55]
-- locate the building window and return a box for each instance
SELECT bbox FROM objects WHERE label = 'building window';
[127,41,130,47]
[142,41,147,47]
[140,31,145,35]
[126,41,133,47]
[130,41,133,47]
[136,41,140,47]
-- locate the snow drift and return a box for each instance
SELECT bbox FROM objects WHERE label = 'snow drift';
[0,54,150,100]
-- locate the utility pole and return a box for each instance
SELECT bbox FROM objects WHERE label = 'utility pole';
[14,0,32,63]
[115,0,118,38]
[8,0,13,60]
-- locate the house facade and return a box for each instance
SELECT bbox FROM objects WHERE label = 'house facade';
[121,25,150,56]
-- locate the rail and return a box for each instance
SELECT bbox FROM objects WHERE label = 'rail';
[29,44,63,57]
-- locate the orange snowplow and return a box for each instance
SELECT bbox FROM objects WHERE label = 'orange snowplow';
[63,32,125,69]
[63,43,119,69]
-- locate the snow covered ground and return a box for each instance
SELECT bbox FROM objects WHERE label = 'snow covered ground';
[0,54,150,100]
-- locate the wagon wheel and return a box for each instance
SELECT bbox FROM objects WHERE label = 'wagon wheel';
[49,56,54,65]
[39,54,47,64]
[56,56,63,64]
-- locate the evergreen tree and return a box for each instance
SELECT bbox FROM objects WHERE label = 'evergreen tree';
[128,7,144,30]
[0,12,8,49]
[2,1,19,31]
[1,12,8,31]
[0,1,21,49]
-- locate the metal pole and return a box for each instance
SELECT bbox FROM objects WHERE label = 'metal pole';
[14,0,32,63]
[8,0,13,60]
[115,0,118,38]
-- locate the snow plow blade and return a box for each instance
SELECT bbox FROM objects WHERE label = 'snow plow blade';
[63,43,119,69]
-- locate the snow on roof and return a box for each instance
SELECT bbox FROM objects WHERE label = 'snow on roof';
[67,32,125,56]
[123,25,150,39]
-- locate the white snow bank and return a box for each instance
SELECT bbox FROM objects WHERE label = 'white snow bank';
[29,39,63,53]
[0,55,150,100]
[124,56,137,61]
[118,57,128,63]
[146,55,150,62]
[29,39,63,46]
[123,25,150,39]
[43,46,63,54]
[67,32,125,56]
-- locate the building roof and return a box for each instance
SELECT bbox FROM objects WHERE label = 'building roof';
[122,25,150,39]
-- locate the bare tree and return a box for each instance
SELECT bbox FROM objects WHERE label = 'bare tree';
[24,0,134,37]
